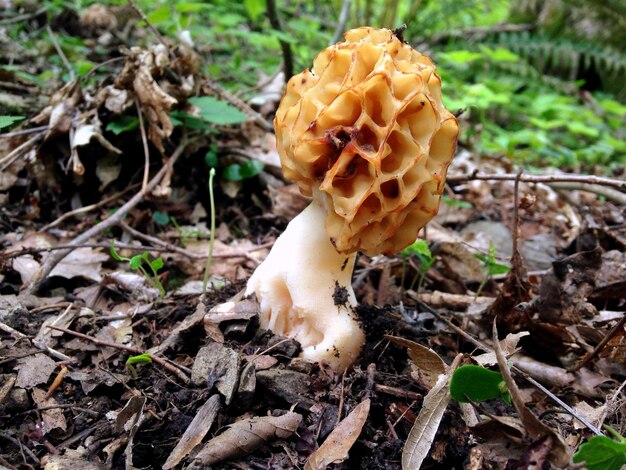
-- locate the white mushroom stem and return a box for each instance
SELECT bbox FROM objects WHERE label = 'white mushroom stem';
[245,199,365,371]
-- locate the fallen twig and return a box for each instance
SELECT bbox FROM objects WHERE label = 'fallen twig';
[135,98,151,192]
[266,0,293,80]
[41,184,139,231]
[447,171,626,190]
[0,133,43,171]
[572,313,626,372]
[547,182,626,205]
[47,325,190,383]
[409,293,603,436]
[128,0,168,49]
[330,0,351,45]
[23,138,188,295]
[204,80,273,131]
[47,25,75,81]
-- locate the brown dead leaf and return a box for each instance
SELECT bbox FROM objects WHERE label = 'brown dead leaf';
[572,401,606,430]
[401,354,463,470]
[15,354,57,389]
[114,395,146,434]
[386,335,446,389]
[42,454,108,470]
[192,411,302,467]
[492,321,570,466]
[203,298,259,343]
[115,46,177,153]
[304,399,370,470]
[103,271,160,301]
[32,387,67,433]
[474,332,529,366]
[49,247,109,282]
[191,342,240,405]
[163,394,221,469]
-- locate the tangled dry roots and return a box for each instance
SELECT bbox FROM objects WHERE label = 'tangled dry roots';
[275,27,459,256]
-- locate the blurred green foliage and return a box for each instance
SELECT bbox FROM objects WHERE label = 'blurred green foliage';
[4,0,625,169]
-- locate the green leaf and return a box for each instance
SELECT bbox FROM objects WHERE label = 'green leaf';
[566,121,600,138]
[450,365,508,403]
[205,147,218,168]
[573,435,626,470]
[244,0,265,21]
[74,59,95,76]
[188,96,248,125]
[440,50,483,65]
[129,255,144,270]
[479,46,520,63]
[222,160,264,181]
[152,211,170,226]
[106,116,139,135]
[109,241,128,262]
[150,257,164,271]
[0,115,25,130]
[126,353,153,366]
[401,239,432,260]
[170,111,214,130]
[598,98,626,117]
[175,3,214,12]
[146,6,170,24]
[442,196,473,208]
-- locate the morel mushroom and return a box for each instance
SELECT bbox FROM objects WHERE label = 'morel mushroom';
[246,27,459,371]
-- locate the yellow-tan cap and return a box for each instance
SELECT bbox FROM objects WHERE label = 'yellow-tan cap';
[274,27,459,256]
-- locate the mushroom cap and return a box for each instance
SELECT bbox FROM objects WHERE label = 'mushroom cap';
[274,27,459,256]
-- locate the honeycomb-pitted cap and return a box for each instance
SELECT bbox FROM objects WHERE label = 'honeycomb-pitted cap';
[274,27,459,256]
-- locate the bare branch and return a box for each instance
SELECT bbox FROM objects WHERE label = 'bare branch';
[23,138,189,295]
[447,171,626,190]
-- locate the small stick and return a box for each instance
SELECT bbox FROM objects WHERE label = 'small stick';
[410,295,603,435]
[446,171,626,190]
[46,325,190,383]
[4,240,271,261]
[41,184,139,231]
[330,0,351,45]
[23,138,188,295]
[0,125,48,138]
[0,321,28,340]
[204,80,273,131]
[374,384,422,400]
[0,432,40,466]
[3,404,99,418]
[0,133,42,171]
[47,25,75,81]
[572,313,626,372]
[266,0,293,79]
[128,0,168,49]
[135,98,151,192]
[45,366,68,399]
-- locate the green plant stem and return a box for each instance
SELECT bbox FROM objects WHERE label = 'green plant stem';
[603,424,626,442]
[475,276,488,297]
[202,168,217,294]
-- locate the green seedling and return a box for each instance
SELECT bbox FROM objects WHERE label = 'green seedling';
[106,115,139,135]
[450,364,510,403]
[401,239,435,293]
[110,241,166,297]
[202,167,217,294]
[442,195,473,209]
[152,211,170,226]
[0,115,25,130]
[126,353,153,379]
[474,241,511,296]
[574,426,626,470]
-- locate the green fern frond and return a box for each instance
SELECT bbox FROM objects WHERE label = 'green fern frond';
[489,32,626,80]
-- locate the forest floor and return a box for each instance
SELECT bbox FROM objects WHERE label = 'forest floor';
[1,5,626,470]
